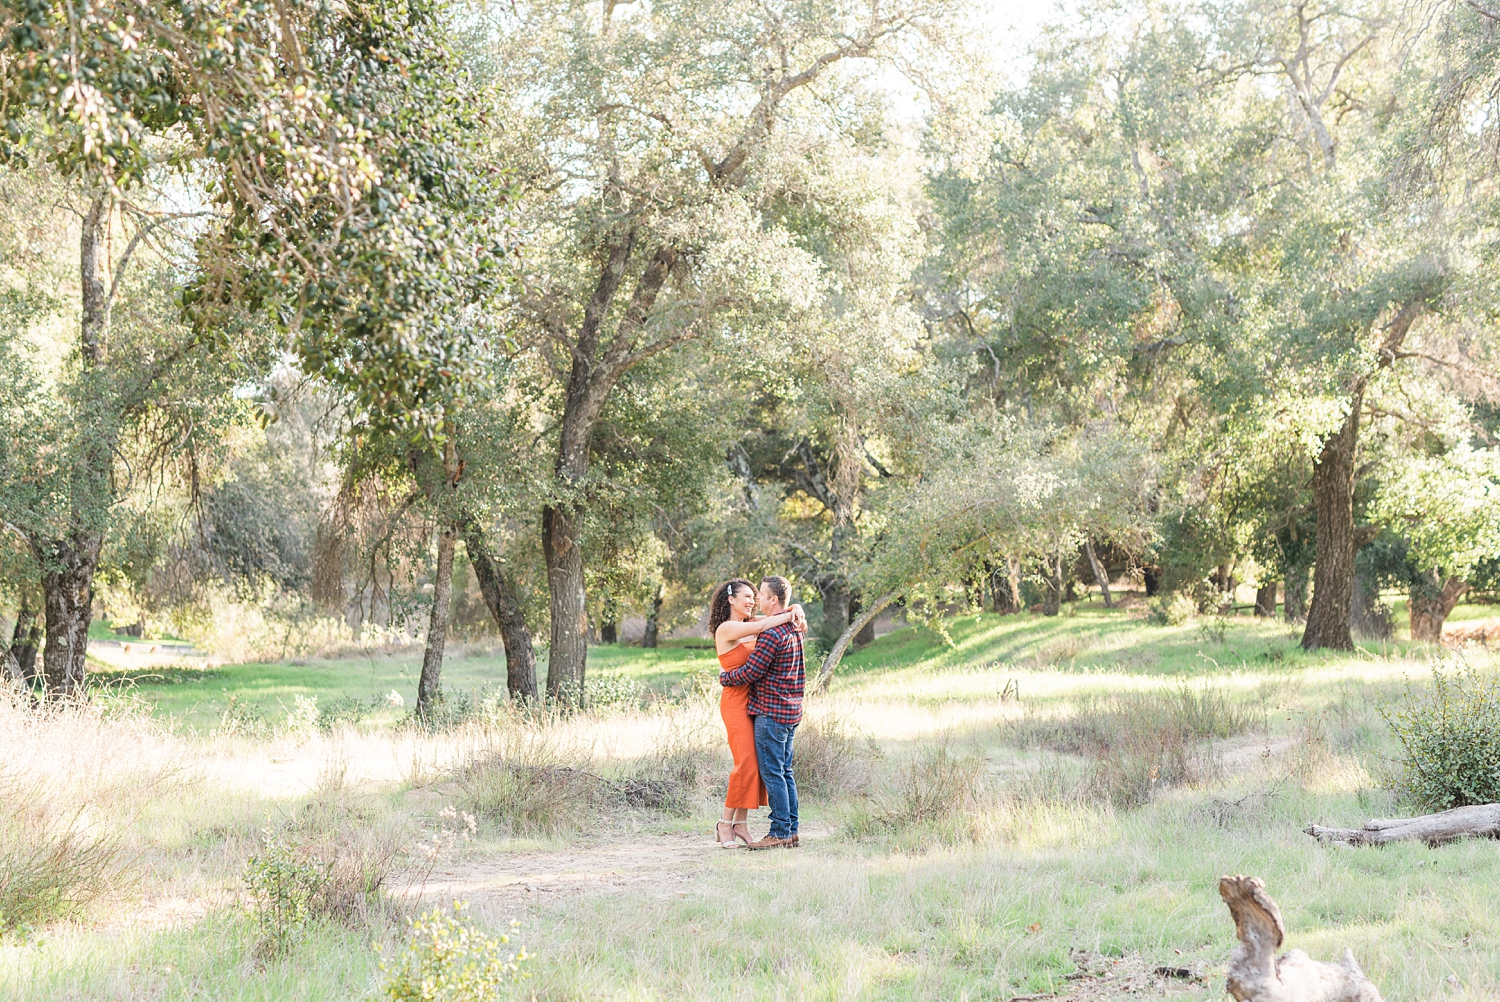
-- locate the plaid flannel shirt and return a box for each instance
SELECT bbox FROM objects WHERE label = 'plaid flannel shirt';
[718,621,804,725]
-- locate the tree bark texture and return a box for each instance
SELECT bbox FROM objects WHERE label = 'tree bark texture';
[459,516,538,703]
[1,648,22,686]
[852,594,876,646]
[1408,572,1468,643]
[1302,301,1424,652]
[542,505,588,704]
[9,608,40,683]
[642,583,663,649]
[1084,539,1113,608]
[417,528,456,719]
[815,591,899,693]
[820,581,853,643]
[1304,803,1500,846]
[1302,400,1361,651]
[1255,583,1278,618]
[41,539,101,698]
[79,194,110,364]
[1219,876,1383,1002]
[1042,549,1063,616]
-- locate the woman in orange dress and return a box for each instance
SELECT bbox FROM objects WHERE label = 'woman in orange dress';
[710,579,806,848]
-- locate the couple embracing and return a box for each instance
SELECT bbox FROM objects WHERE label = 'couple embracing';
[709,575,807,851]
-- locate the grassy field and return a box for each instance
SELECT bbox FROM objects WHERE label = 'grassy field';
[4,602,1499,1001]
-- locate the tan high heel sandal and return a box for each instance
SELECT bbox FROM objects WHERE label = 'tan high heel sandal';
[732,820,754,847]
[713,819,737,848]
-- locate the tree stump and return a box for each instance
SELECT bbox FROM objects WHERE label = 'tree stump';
[1304,803,1500,847]
[1220,876,1382,1002]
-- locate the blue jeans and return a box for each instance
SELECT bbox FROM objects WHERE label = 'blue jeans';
[753,715,798,839]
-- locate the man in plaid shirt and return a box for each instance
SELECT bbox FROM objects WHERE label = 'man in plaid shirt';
[719,575,804,849]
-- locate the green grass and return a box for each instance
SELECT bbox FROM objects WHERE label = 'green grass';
[93,598,1494,732]
[88,638,719,732]
[837,603,1425,681]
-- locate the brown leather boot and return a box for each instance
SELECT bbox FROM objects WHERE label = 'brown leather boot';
[745,834,795,850]
[790,832,799,847]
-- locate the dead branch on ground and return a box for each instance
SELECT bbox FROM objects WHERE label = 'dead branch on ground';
[1304,803,1500,847]
[1220,875,1382,1002]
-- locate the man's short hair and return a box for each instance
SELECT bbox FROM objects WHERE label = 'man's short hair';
[760,575,791,606]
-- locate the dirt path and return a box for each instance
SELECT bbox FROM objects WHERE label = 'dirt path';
[410,822,831,910]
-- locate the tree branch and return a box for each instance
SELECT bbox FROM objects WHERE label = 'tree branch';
[1465,0,1500,21]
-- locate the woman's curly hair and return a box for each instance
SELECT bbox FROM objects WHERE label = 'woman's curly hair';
[708,579,754,635]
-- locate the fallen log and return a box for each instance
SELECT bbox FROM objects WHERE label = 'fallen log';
[1220,875,1382,1002]
[1304,802,1500,847]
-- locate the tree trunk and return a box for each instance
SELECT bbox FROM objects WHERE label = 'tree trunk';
[1302,403,1361,651]
[600,620,617,644]
[80,194,110,364]
[1408,572,1468,643]
[9,607,40,683]
[815,592,900,693]
[1254,583,1278,618]
[818,579,853,645]
[989,560,1018,613]
[1084,539,1113,608]
[542,505,588,705]
[35,194,115,699]
[458,516,537,703]
[1305,803,1500,847]
[1042,549,1063,616]
[1302,300,1425,651]
[417,528,456,720]
[1219,876,1383,1002]
[1,648,22,686]
[1143,565,1161,597]
[642,583,663,649]
[850,594,876,646]
[40,539,101,698]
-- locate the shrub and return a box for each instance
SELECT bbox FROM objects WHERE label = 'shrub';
[381,902,530,1001]
[794,715,876,798]
[285,695,322,737]
[845,744,991,843]
[0,776,122,935]
[459,752,603,835]
[1382,664,1500,811]
[244,789,411,954]
[586,673,644,710]
[218,693,269,737]
[244,827,328,955]
[1147,592,1198,626]
[318,695,369,732]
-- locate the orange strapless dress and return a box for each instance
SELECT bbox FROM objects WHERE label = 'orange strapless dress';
[718,639,768,809]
